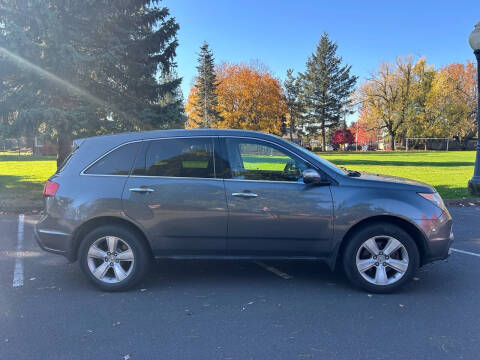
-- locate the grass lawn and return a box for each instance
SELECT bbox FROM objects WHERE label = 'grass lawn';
[321,151,476,199]
[0,150,477,211]
[0,153,56,211]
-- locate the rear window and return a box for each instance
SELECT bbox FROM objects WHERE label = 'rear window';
[56,143,79,174]
[84,142,140,175]
[133,138,215,178]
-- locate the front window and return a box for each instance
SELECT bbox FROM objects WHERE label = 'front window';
[225,138,309,182]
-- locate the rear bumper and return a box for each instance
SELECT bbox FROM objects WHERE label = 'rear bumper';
[34,222,75,262]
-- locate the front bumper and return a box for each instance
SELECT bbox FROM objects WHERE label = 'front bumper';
[417,209,454,263]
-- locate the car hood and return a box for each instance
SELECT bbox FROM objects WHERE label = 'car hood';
[351,172,434,192]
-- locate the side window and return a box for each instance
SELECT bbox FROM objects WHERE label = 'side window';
[84,142,140,175]
[133,138,215,178]
[225,138,309,182]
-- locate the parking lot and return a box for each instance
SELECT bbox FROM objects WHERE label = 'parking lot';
[0,206,479,360]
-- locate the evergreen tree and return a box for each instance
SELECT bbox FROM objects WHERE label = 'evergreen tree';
[157,70,187,129]
[283,69,304,140]
[194,42,220,127]
[299,33,357,149]
[0,0,182,168]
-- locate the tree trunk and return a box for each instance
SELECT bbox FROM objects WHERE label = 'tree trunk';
[389,134,395,151]
[321,125,326,152]
[27,135,35,156]
[57,131,72,170]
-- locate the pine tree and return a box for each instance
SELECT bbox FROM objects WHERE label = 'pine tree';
[194,42,220,127]
[0,0,182,168]
[284,69,304,141]
[300,33,357,149]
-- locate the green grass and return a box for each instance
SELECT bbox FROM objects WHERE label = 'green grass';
[320,151,476,199]
[0,150,477,211]
[0,152,56,211]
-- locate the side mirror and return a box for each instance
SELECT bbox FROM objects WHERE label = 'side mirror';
[303,169,329,185]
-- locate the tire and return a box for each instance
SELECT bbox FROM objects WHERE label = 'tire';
[342,222,419,293]
[78,225,151,291]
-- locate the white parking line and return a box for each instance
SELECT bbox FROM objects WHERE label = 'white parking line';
[13,214,24,287]
[451,248,480,258]
[254,261,292,280]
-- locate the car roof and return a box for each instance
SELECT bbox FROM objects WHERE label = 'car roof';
[75,128,281,146]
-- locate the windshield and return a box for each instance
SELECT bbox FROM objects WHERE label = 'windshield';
[288,141,347,176]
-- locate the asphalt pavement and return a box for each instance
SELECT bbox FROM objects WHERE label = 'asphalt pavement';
[0,206,480,360]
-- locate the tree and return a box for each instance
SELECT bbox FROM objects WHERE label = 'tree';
[299,33,357,149]
[157,70,187,129]
[186,42,220,128]
[402,58,437,138]
[358,57,414,150]
[426,62,477,142]
[216,63,287,134]
[349,120,377,146]
[0,0,182,168]
[283,69,304,140]
[186,63,287,134]
[331,129,354,148]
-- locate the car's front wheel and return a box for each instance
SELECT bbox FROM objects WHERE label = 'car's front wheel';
[78,225,150,291]
[343,223,419,293]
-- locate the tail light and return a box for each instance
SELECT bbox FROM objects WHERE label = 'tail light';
[43,181,59,197]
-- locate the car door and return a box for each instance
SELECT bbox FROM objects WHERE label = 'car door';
[222,137,334,257]
[122,136,228,256]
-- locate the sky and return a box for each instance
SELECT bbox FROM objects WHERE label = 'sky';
[164,0,479,120]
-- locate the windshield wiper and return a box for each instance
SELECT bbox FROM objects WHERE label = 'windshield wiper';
[340,167,361,177]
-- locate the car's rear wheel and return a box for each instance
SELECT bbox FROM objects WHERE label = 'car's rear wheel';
[79,225,150,291]
[342,223,419,293]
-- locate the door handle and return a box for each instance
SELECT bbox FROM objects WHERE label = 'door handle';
[129,187,155,193]
[232,192,258,198]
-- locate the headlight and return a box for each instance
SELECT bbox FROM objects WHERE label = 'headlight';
[418,192,445,209]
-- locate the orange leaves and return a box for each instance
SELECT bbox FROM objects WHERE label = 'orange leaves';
[185,85,204,128]
[185,63,287,134]
[349,121,377,144]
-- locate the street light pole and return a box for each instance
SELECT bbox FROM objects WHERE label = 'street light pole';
[468,22,480,195]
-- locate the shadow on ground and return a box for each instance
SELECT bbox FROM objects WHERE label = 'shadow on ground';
[0,174,44,211]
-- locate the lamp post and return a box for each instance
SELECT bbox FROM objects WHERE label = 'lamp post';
[468,22,480,195]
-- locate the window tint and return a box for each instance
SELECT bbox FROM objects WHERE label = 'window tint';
[134,138,215,178]
[225,138,309,182]
[56,143,79,174]
[85,142,140,175]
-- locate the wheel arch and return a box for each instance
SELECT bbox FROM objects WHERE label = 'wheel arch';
[69,216,153,262]
[334,215,428,269]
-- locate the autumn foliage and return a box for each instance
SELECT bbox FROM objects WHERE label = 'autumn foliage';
[358,57,478,148]
[349,119,377,145]
[331,129,354,146]
[186,63,287,134]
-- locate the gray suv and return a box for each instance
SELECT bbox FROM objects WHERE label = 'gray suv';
[35,129,453,292]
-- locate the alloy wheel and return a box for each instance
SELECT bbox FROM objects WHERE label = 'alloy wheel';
[355,236,409,286]
[87,236,135,284]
